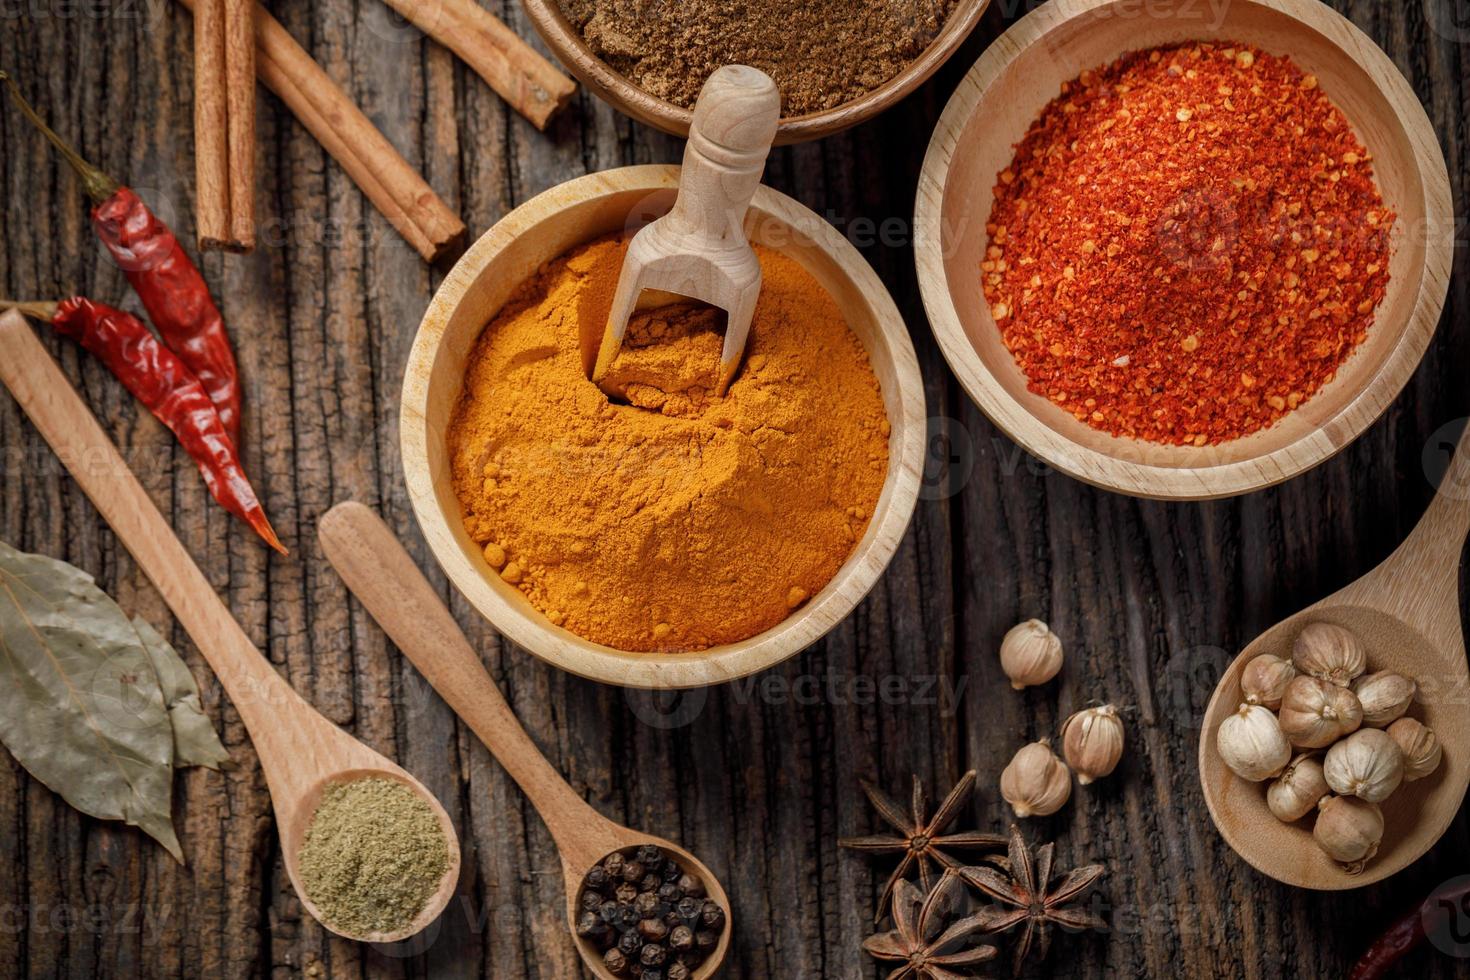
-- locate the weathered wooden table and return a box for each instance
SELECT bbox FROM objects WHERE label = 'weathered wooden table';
[2,1,1467,977]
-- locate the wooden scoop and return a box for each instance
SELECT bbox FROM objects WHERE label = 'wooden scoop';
[318,502,732,979]
[0,311,460,943]
[1199,419,1470,888]
[591,64,780,397]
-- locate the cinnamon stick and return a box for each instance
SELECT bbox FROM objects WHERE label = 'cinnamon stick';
[223,0,256,249]
[175,0,465,263]
[193,0,230,249]
[377,0,575,130]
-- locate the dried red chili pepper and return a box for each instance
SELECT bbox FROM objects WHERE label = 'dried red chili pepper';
[9,298,285,554]
[1351,878,1470,980]
[1,71,243,448]
[983,43,1394,446]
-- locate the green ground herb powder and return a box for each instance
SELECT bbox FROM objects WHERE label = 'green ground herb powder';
[297,777,450,936]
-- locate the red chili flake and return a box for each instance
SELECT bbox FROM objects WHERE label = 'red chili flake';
[983,42,1394,446]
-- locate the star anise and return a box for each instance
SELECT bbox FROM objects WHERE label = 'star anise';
[958,824,1107,975]
[840,771,1006,921]
[862,871,999,980]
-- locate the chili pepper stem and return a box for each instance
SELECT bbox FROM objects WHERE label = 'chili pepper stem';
[0,71,119,202]
[1,300,60,322]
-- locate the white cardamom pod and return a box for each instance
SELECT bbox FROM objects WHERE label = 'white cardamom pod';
[999,740,1071,817]
[1387,717,1442,781]
[1313,795,1383,872]
[1277,675,1362,749]
[1323,729,1404,803]
[1292,622,1367,687]
[1240,654,1296,710]
[1266,753,1329,822]
[1352,671,1416,728]
[998,620,1063,690]
[1060,705,1124,784]
[1216,702,1290,781]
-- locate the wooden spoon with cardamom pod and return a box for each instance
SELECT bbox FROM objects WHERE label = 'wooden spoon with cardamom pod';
[318,502,732,979]
[0,312,461,942]
[1200,418,1470,888]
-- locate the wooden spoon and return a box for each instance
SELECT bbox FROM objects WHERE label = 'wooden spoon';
[0,311,460,942]
[1200,419,1470,889]
[590,64,780,397]
[317,502,732,978]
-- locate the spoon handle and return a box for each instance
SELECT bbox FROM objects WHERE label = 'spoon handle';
[0,312,340,789]
[1354,418,1470,651]
[318,502,617,866]
[1417,417,1470,547]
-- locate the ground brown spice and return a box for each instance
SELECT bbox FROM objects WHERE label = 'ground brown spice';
[559,0,958,114]
[297,777,449,937]
[448,235,889,652]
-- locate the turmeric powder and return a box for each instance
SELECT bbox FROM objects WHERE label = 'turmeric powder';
[447,235,889,652]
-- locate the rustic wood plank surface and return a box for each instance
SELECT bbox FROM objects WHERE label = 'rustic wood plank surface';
[1,1,1467,977]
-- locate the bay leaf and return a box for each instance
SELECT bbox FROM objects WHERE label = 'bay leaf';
[132,617,231,771]
[0,541,181,860]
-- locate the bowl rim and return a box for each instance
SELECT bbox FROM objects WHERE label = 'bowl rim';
[913,0,1454,500]
[401,165,926,689]
[520,0,992,144]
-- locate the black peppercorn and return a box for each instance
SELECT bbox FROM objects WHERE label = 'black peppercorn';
[636,844,664,869]
[615,882,640,905]
[699,901,725,931]
[580,889,604,913]
[604,947,629,976]
[661,861,682,882]
[600,900,622,924]
[675,897,701,922]
[641,943,668,967]
[616,905,641,931]
[641,971,662,980]
[622,860,646,883]
[586,866,612,893]
[618,930,642,956]
[632,891,660,917]
[640,872,663,893]
[666,963,691,980]
[676,873,704,899]
[657,882,683,904]
[638,916,669,943]
[663,910,683,928]
[669,925,694,951]
[575,911,604,938]
[603,852,626,879]
[695,929,716,952]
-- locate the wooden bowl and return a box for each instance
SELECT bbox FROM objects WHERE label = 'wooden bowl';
[520,0,990,145]
[914,0,1453,500]
[401,166,925,689]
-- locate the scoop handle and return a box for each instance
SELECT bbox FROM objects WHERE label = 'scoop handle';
[664,65,781,245]
[317,502,622,871]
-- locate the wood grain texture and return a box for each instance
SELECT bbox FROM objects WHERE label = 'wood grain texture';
[0,1,1467,978]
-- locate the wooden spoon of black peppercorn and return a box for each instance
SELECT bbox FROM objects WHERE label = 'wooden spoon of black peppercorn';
[319,502,732,978]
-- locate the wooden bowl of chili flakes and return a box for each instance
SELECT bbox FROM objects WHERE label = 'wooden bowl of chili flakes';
[915,0,1452,500]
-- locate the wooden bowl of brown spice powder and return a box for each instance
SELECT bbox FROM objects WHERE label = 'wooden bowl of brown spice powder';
[402,166,924,688]
[915,0,1453,499]
[522,0,989,143]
